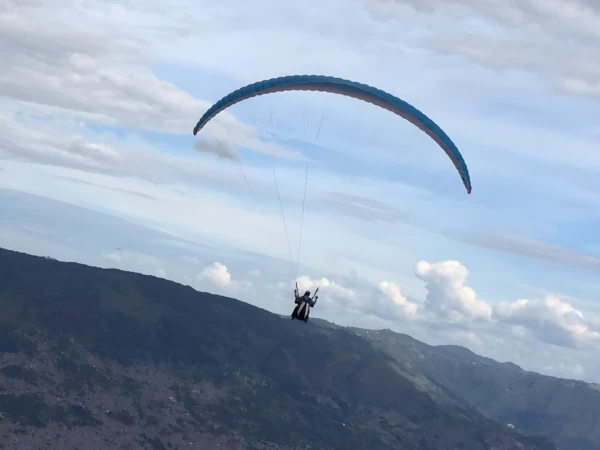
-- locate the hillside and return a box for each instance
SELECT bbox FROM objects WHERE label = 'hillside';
[350,328,600,450]
[0,247,556,449]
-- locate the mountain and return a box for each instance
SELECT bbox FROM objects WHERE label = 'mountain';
[0,247,557,449]
[349,328,600,450]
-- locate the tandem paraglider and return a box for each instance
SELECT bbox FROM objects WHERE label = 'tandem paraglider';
[291,283,319,322]
[192,74,473,323]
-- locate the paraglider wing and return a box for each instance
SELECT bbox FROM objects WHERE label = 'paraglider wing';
[192,75,471,193]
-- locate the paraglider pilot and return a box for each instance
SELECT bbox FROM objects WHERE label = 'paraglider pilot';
[291,283,318,322]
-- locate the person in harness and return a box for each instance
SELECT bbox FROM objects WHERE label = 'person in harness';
[291,283,319,322]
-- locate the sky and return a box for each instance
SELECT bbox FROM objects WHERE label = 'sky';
[1,0,600,382]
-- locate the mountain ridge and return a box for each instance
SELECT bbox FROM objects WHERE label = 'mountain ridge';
[0,246,576,449]
[348,327,600,450]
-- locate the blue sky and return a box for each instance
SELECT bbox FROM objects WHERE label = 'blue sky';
[1,0,600,382]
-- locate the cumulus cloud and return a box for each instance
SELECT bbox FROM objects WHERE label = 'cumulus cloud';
[262,275,366,322]
[199,262,254,294]
[408,258,600,352]
[295,275,356,301]
[494,296,600,349]
[267,273,416,328]
[415,260,493,323]
[377,281,418,318]
[201,262,233,289]
[266,258,600,362]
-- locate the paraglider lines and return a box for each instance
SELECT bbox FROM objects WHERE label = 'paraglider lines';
[235,160,254,199]
[273,167,294,267]
[315,114,325,141]
[216,138,254,199]
[296,165,309,279]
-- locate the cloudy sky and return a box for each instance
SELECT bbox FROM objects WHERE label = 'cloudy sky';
[1,0,600,382]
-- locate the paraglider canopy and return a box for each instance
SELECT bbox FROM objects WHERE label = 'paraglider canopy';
[192,74,472,194]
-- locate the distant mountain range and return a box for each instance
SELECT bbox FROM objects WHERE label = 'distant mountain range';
[0,247,595,449]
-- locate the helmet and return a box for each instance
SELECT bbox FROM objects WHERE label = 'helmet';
[304,290,310,296]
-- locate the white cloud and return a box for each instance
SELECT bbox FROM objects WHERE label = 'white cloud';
[295,275,356,301]
[378,281,418,318]
[0,0,304,162]
[155,268,166,278]
[368,0,600,99]
[199,262,254,296]
[201,262,233,289]
[263,274,365,321]
[409,258,600,353]
[266,274,420,329]
[494,296,600,349]
[415,260,493,323]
